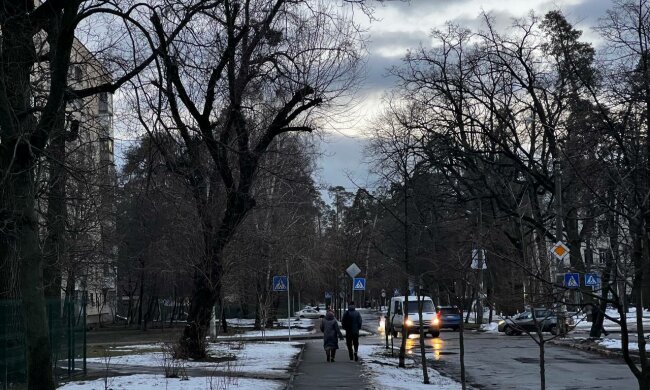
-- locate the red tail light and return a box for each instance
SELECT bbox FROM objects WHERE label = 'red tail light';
[437,311,441,320]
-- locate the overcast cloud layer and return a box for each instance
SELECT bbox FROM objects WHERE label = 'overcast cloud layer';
[317,0,614,197]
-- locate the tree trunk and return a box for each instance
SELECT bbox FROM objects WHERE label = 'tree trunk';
[416,292,429,384]
[16,168,56,390]
[398,288,408,368]
[539,340,546,390]
[181,189,253,357]
[459,284,466,390]
[137,270,144,328]
[43,119,66,301]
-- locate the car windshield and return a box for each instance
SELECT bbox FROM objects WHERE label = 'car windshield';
[407,300,434,313]
[439,307,460,315]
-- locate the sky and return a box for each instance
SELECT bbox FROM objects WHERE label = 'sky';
[315,0,613,200]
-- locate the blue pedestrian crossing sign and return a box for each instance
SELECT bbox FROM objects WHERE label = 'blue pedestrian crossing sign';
[325,291,332,299]
[272,276,288,292]
[585,273,600,286]
[393,288,400,296]
[564,273,580,289]
[353,277,366,291]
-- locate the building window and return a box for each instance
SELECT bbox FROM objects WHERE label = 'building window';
[98,92,109,114]
[74,66,83,84]
[598,248,609,264]
[585,248,593,266]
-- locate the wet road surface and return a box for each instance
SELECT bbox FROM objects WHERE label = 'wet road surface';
[374,322,639,389]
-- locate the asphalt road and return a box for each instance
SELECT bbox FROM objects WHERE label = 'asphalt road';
[371,319,639,389]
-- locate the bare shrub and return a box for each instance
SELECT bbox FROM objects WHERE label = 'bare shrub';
[205,349,244,390]
[160,342,188,379]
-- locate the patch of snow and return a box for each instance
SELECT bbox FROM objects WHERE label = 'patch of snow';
[207,341,303,374]
[359,345,461,390]
[86,341,303,375]
[480,322,499,333]
[219,328,314,339]
[597,338,650,352]
[227,318,256,328]
[108,343,163,352]
[276,318,316,329]
[58,374,283,390]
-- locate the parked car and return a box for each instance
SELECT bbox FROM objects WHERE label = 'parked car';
[387,296,440,338]
[497,308,564,335]
[295,307,325,319]
[437,305,462,330]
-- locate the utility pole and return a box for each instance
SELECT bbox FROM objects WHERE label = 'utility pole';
[553,133,568,335]
[286,259,291,341]
[477,201,484,325]
[399,170,410,368]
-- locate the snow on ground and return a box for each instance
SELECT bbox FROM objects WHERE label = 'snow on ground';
[86,341,303,374]
[219,327,314,339]
[58,374,284,390]
[480,322,499,333]
[228,318,315,329]
[572,307,650,331]
[207,341,303,374]
[276,318,316,329]
[227,318,256,328]
[65,341,302,389]
[598,338,650,352]
[359,345,461,390]
[110,343,162,351]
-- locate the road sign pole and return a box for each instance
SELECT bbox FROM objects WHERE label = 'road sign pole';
[286,259,291,342]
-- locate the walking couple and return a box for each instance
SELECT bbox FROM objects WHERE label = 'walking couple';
[320,301,363,362]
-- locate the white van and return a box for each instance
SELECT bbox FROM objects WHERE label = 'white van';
[387,296,440,338]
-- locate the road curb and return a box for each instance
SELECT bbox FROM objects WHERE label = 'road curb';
[286,342,306,390]
[549,338,641,363]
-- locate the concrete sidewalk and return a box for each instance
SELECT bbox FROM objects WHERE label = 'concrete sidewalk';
[290,340,371,389]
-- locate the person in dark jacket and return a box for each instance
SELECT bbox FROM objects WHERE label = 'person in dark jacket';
[320,310,344,362]
[341,301,363,361]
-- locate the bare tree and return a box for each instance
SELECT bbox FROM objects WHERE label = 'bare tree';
[128,0,364,358]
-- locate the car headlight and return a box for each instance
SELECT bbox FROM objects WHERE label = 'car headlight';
[432,318,440,326]
[498,320,505,325]
[405,319,413,327]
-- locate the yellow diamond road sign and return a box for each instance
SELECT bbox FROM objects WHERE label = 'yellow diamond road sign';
[551,241,570,261]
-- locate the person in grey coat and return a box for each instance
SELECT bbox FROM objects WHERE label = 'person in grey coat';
[320,310,344,362]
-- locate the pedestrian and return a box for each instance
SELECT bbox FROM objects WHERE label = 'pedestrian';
[342,300,363,361]
[595,303,609,336]
[320,310,343,362]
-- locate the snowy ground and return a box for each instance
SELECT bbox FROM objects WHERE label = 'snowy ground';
[359,344,462,390]
[213,318,316,339]
[479,322,499,333]
[571,307,650,332]
[218,327,314,339]
[58,375,284,390]
[598,337,650,352]
[60,341,302,390]
[229,318,315,329]
[85,341,302,372]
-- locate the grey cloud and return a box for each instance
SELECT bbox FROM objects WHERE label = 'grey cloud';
[363,53,403,92]
[369,30,426,54]
[315,133,374,191]
[377,0,474,18]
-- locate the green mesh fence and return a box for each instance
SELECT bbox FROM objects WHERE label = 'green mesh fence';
[0,297,86,389]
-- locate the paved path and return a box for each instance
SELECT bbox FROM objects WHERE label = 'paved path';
[291,339,371,389]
